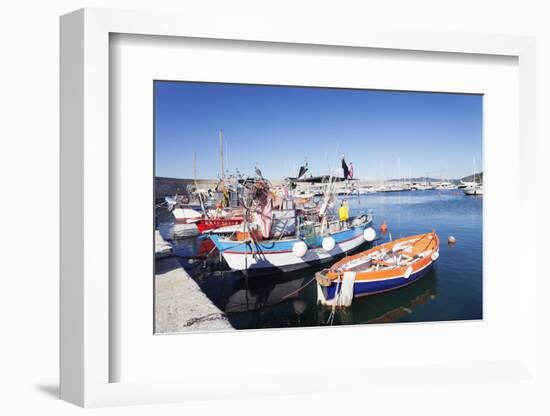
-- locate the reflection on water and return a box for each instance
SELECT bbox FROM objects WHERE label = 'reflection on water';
[157,190,482,329]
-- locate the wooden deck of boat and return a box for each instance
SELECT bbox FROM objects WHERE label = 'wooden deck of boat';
[331,232,439,276]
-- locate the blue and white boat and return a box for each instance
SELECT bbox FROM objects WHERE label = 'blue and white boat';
[209,214,375,273]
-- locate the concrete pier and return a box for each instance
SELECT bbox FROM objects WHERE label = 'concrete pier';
[155,230,173,259]
[155,257,234,333]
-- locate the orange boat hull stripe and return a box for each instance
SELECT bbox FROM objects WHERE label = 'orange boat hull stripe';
[327,231,439,282]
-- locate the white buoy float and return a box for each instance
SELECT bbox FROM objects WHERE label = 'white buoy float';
[363,227,376,242]
[404,265,413,279]
[448,235,456,245]
[322,236,336,251]
[292,240,308,258]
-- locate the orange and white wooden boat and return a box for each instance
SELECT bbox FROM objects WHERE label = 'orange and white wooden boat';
[316,231,439,306]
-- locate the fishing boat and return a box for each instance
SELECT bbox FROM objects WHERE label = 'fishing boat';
[209,154,377,273]
[209,214,375,273]
[210,174,376,273]
[170,205,243,232]
[165,131,246,233]
[196,216,243,233]
[316,231,439,306]
[171,206,202,224]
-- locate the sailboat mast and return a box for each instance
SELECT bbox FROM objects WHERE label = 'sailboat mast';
[398,158,401,188]
[193,151,197,186]
[219,129,225,181]
[194,151,207,215]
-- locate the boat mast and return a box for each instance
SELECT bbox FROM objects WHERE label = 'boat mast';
[194,151,207,216]
[320,144,339,234]
[398,158,401,189]
[193,152,198,189]
[219,129,225,181]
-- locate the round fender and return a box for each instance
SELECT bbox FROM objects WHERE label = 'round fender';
[404,266,413,279]
[292,240,308,258]
[431,251,440,261]
[363,227,376,242]
[322,236,336,251]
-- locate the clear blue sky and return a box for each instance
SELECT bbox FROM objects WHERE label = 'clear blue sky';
[154,81,482,180]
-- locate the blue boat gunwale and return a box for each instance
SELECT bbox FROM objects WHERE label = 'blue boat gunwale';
[323,261,436,300]
[209,222,369,254]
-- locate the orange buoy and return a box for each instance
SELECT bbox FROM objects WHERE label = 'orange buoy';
[380,221,388,233]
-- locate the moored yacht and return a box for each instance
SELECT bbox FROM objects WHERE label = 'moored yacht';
[463,185,483,195]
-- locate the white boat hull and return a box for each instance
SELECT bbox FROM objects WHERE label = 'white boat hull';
[172,207,202,223]
[221,232,366,272]
[463,187,483,195]
[167,223,199,238]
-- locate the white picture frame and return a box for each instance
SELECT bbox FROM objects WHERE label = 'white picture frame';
[60,8,538,407]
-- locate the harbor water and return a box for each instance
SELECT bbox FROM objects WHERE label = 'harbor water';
[157,190,482,329]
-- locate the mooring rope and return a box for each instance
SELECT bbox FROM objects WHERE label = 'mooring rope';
[181,312,229,328]
[326,278,341,325]
[280,276,316,300]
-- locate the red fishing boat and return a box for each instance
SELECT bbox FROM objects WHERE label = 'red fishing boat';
[172,206,243,233]
[196,216,243,233]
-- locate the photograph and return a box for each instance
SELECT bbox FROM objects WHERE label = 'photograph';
[154,81,483,333]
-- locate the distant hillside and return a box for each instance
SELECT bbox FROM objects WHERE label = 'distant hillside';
[460,171,483,183]
[388,177,446,183]
[387,173,483,184]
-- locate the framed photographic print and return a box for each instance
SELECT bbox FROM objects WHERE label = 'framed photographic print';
[60,8,539,408]
[153,81,483,332]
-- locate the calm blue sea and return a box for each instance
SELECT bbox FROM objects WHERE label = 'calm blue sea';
[158,189,483,329]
